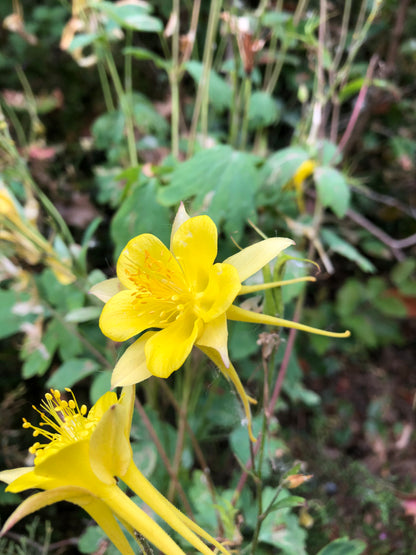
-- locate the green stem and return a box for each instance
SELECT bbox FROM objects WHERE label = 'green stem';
[168,356,192,501]
[239,76,252,150]
[104,50,138,167]
[97,59,115,112]
[170,0,180,158]
[188,0,223,156]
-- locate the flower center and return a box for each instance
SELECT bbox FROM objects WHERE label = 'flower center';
[126,249,194,326]
[23,389,97,464]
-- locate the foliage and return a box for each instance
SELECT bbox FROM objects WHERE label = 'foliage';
[1,0,416,553]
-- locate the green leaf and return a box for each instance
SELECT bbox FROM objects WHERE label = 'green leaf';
[186,61,232,112]
[22,322,59,379]
[314,166,350,217]
[248,91,281,129]
[316,537,366,555]
[391,259,416,287]
[158,146,259,240]
[321,229,376,273]
[111,178,170,258]
[269,495,304,512]
[78,525,106,554]
[65,306,102,323]
[262,147,309,189]
[373,295,407,318]
[90,371,112,404]
[46,358,101,389]
[96,2,162,32]
[0,289,33,340]
[92,111,125,149]
[123,46,170,71]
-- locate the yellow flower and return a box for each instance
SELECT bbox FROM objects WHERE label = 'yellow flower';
[286,159,317,212]
[0,386,229,555]
[91,205,349,440]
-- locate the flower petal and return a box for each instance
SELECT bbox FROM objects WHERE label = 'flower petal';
[124,462,230,555]
[83,498,136,555]
[227,304,351,338]
[105,486,187,555]
[90,278,124,302]
[196,314,230,368]
[99,290,161,342]
[172,215,218,292]
[145,313,201,378]
[199,345,257,442]
[197,263,241,322]
[90,395,133,484]
[224,237,294,282]
[170,203,190,250]
[0,467,33,485]
[117,233,184,290]
[111,334,154,387]
[0,487,93,537]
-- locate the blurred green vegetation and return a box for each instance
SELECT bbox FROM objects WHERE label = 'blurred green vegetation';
[1,0,416,553]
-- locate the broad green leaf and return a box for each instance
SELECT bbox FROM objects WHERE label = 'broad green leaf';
[95,2,162,32]
[132,93,169,137]
[186,61,232,112]
[316,537,366,555]
[92,111,125,149]
[111,178,170,258]
[248,91,281,129]
[391,259,416,286]
[321,229,375,273]
[46,358,101,389]
[373,295,407,318]
[78,525,106,554]
[314,166,350,218]
[262,146,309,189]
[90,371,112,404]
[158,146,260,240]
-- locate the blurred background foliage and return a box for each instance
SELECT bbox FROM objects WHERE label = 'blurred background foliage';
[1,0,416,553]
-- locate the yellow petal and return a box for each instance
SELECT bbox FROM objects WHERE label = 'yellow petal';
[227,304,351,338]
[0,487,93,537]
[239,276,316,295]
[83,498,136,555]
[4,468,52,493]
[224,237,294,282]
[90,278,124,302]
[196,314,230,368]
[88,391,119,421]
[89,395,133,484]
[170,203,190,250]
[172,215,218,292]
[0,467,33,485]
[123,462,230,555]
[145,313,201,378]
[35,441,108,494]
[99,290,159,341]
[117,233,184,290]
[111,334,154,387]
[199,346,257,442]
[104,486,187,555]
[198,263,241,322]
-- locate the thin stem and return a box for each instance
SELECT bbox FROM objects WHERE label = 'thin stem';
[170,0,180,158]
[188,0,223,156]
[239,76,252,150]
[97,59,115,112]
[104,49,138,167]
[168,358,192,501]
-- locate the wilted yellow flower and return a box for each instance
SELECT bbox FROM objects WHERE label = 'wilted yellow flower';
[0,386,229,555]
[0,185,76,284]
[91,205,349,441]
[288,159,317,212]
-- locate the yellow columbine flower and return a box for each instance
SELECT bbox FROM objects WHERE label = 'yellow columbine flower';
[0,386,229,555]
[91,205,349,440]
